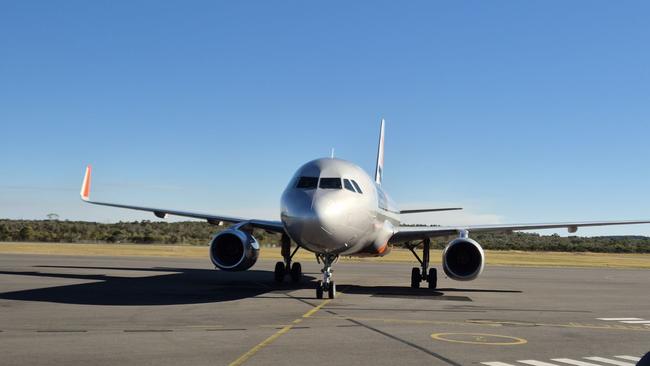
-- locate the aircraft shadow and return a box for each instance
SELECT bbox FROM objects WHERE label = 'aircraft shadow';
[0,265,317,306]
[340,286,521,301]
[0,265,521,305]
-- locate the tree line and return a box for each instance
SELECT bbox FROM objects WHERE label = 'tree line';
[0,219,649,253]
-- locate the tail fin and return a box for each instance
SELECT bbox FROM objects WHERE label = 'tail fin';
[374,119,385,185]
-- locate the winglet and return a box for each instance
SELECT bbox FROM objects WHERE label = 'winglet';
[80,165,92,201]
[374,118,385,185]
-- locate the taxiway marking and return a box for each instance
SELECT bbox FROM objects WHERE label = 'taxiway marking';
[614,356,641,362]
[583,357,635,366]
[518,360,561,366]
[552,358,614,366]
[309,314,650,333]
[432,332,527,346]
[482,355,640,366]
[597,317,650,326]
[228,299,331,366]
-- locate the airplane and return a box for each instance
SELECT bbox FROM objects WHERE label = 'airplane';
[80,120,650,299]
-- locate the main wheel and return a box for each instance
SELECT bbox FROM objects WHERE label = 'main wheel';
[290,262,302,283]
[411,267,421,288]
[274,262,285,283]
[427,268,438,289]
[327,282,336,299]
[316,280,324,299]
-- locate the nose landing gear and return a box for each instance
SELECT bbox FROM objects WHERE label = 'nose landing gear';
[408,238,437,289]
[274,234,302,283]
[316,253,338,299]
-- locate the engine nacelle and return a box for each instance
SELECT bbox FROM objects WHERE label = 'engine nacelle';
[442,237,485,281]
[209,229,259,271]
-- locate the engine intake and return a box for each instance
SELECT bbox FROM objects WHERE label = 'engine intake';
[209,229,259,271]
[442,237,485,281]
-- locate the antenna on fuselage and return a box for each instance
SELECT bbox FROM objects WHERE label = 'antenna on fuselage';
[330,148,335,158]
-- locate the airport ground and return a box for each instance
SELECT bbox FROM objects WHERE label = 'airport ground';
[2,242,650,269]
[0,246,648,365]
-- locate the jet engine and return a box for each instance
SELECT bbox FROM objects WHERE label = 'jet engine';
[442,237,485,281]
[209,229,259,271]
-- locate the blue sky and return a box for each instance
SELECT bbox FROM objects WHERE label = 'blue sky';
[1,1,649,236]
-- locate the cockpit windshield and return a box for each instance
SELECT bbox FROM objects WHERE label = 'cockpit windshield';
[296,176,318,189]
[343,179,355,192]
[319,178,342,189]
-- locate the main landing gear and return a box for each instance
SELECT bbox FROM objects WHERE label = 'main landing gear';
[408,238,437,289]
[274,234,302,283]
[315,253,338,299]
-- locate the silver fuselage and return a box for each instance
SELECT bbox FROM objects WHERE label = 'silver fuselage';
[281,158,400,256]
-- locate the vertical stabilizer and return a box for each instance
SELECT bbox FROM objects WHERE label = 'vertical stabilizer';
[374,119,385,185]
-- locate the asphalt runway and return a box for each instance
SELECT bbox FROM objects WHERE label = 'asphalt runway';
[0,253,648,366]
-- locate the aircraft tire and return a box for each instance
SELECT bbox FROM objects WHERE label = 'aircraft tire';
[328,282,336,299]
[411,267,421,288]
[290,262,302,282]
[274,261,285,282]
[316,281,324,299]
[427,268,437,289]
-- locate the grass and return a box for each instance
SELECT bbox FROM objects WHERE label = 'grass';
[1,242,649,269]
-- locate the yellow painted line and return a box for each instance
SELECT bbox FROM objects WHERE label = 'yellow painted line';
[228,299,330,366]
[228,324,294,366]
[303,299,331,318]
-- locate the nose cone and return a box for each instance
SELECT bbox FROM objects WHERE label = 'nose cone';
[281,190,352,253]
[312,196,343,234]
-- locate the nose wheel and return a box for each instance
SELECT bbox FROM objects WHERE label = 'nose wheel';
[316,254,337,299]
[408,238,438,289]
[274,234,302,283]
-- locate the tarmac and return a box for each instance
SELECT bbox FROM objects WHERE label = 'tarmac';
[0,253,648,366]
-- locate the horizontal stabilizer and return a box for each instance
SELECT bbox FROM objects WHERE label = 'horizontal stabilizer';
[400,207,462,214]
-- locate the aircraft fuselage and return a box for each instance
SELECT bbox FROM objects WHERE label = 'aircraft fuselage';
[281,158,399,256]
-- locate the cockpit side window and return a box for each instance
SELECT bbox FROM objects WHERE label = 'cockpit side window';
[351,180,363,194]
[343,179,355,192]
[319,178,342,189]
[296,176,318,189]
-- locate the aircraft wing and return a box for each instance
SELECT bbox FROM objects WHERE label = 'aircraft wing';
[390,220,650,244]
[79,165,285,233]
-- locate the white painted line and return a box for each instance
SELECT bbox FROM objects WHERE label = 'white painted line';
[481,362,517,366]
[614,356,641,362]
[619,320,650,324]
[584,357,635,366]
[551,359,604,366]
[597,318,643,321]
[518,360,562,366]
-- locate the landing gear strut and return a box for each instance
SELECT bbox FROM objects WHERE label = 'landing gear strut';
[408,238,437,289]
[274,234,302,283]
[315,253,338,299]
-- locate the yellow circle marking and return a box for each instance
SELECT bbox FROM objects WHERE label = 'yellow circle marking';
[431,332,527,346]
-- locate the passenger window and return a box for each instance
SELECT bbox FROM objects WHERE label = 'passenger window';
[343,179,355,192]
[319,178,342,189]
[296,176,318,189]
[351,180,363,194]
